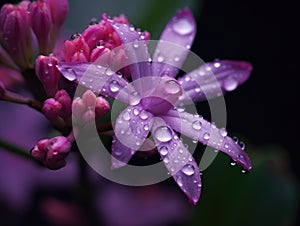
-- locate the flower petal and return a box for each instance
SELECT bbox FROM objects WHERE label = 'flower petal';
[112,105,153,169]
[152,117,201,205]
[109,21,152,94]
[162,110,252,172]
[152,8,196,78]
[57,62,136,104]
[177,60,252,104]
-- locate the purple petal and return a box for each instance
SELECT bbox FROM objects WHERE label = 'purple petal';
[109,21,152,94]
[152,8,196,78]
[177,60,253,104]
[162,110,252,172]
[111,105,153,169]
[151,118,201,204]
[57,62,136,104]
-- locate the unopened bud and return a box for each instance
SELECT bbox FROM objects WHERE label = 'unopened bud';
[35,54,60,97]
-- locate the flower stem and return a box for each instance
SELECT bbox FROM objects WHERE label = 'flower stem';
[0,138,33,161]
[1,90,43,113]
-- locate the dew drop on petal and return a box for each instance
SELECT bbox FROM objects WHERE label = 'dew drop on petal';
[172,18,193,35]
[109,80,120,92]
[165,80,181,94]
[133,42,139,48]
[143,124,149,131]
[192,121,202,130]
[159,146,169,156]
[65,68,77,81]
[163,156,170,164]
[230,159,237,166]
[223,77,238,91]
[154,126,172,142]
[139,111,148,120]
[181,164,195,176]
[219,127,228,137]
[178,147,184,154]
[105,68,114,76]
[122,111,131,121]
[203,132,210,140]
[133,108,139,116]
[157,55,164,62]
[176,176,183,187]
[239,141,246,150]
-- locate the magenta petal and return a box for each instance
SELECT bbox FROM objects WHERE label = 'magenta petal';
[111,105,153,169]
[152,118,201,204]
[57,62,136,104]
[152,8,196,78]
[177,60,253,104]
[162,110,252,172]
[109,21,151,92]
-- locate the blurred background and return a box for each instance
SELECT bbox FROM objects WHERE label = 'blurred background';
[0,0,298,225]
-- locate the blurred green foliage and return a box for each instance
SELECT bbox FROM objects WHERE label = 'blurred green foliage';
[188,144,299,226]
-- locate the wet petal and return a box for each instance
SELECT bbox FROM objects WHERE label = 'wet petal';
[112,105,153,169]
[152,117,201,204]
[177,60,252,104]
[57,62,136,104]
[162,110,252,172]
[152,8,196,78]
[109,21,151,94]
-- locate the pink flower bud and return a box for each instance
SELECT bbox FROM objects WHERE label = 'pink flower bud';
[72,97,86,119]
[31,136,72,170]
[45,0,68,31]
[95,96,110,120]
[29,0,52,54]
[0,1,33,70]
[54,90,72,119]
[63,35,90,62]
[35,54,60,97]
[72,90,110,123]
[45,136,71,170]
[43,98,62,119]
[82,23,105,49]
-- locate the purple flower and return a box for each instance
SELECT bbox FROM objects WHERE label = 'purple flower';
[58,8,252,204]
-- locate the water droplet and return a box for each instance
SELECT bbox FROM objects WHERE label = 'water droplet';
[154,126,172,142]
[203,132,210,140]
[173,18,193,35]
[89,17,98,25]
[223,77,238,91]
[195,87,201,93]
[105,68,114,76]
[159,146,169,156]
[178,147,184,154]
[241,169,247,174]
[239,141,246,150]
[214,62,221,68]
[129,92,140,106]
[233,136,239,143]
[176,176,183,187]
[65,68,77,81]
[129,24,135,31]
[157,55,164,62]
[165,80,181,94]
[109,80,120,92]
[122,111,130,121]
[176,106,185,112]
[133,108,139,116]
[224,143,229,149]
[230,159,237,166]
[181,164,195,176]
[192,121,202,130]
[163,156,170,164]
[174,56,180,62]
[143,124,149,131]
[139,111,148,120]
[219,128,228,137]
[133,42,139,48]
